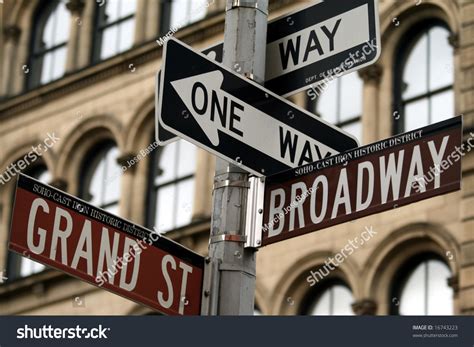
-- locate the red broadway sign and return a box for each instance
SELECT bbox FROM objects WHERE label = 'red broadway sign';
[262,117,463,246]
[9,174,204,315]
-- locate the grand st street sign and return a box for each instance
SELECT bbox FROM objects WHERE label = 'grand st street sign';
[9,174,204,315]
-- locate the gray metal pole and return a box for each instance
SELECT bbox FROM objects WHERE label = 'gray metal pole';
[206,0,268,315]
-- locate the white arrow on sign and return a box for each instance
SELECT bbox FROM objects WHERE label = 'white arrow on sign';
[170,71,336,168]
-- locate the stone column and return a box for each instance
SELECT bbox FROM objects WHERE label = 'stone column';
[117,153,138,220]
[65,0,86,72]
[145,0,161,41]
[358,64,383,145]
[192,149,214,221]
[352,298,377,315]
[458,0,474,315]
[1,25,21,97]
[134,0,147,44]
[207,0,226,14]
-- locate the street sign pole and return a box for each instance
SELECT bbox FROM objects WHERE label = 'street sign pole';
[207,0,268,315]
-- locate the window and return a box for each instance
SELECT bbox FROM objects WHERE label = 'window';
[391,254,453,315]
[94,0,137,61]
[28,0,71,89]
[80,143,121,215]
[160,0,209,34]
[148,140,196,233]
[6,166,50,280]
[303,279,355,316]
[307,73,363,143]
[394,23,454,133]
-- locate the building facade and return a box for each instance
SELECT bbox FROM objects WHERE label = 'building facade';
[0,0,473,315]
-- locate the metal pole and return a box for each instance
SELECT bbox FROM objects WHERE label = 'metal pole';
[206,0,268,315]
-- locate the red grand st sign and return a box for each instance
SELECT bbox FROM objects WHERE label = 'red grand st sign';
[9,174,204,315]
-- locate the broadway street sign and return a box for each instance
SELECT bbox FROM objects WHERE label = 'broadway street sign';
[9,174,204,315]
[261,117,463,246]
[158,38,359,177]
[156,0,380,144]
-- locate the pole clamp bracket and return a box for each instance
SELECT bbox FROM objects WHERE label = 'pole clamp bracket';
[226,0,269,15]
[213,180,251,190]
[209,234,247,244]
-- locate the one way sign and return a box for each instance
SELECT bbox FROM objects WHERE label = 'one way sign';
[158,39,359,177]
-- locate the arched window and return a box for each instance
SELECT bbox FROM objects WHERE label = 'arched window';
[7,165,50,280]
[303,279,355,316]
[390,254,453,315]
[394,23,454,134]
[307,73,363,143]
[160,0,209,34]
[28,0,71,89]
[93,0,137,61]
[80,143,121,215]
[147,140,196,233]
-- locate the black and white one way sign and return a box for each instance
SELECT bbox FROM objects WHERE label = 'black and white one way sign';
[266,0,380,96]
[158,39,359,177]
[156,0,380,145]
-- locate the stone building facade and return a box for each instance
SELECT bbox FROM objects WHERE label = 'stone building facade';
[0,0,473,315]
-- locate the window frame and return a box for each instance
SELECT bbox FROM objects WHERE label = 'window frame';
[79,141,120,212]
[389,252,453,315]
[393,20,453,135]
[300,277,354,316]
[27,0,70,90]
[146,140,196,232]
[92,0,136,63]
[159,0,212,36]
[306,75,363,139]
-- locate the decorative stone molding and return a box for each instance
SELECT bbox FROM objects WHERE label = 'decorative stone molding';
[448,32,460,52]
[352,298,377,315]
[3,25,21,44]
[117,153,138,173]
[66,0,86,14]
[448,275,459,294]
[358,64,383,84]
[49,178,68,192]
